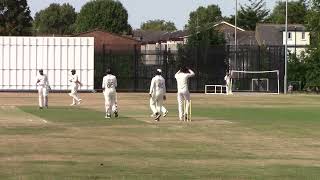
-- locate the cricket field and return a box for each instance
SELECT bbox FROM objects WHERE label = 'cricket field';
[0,92,320,180]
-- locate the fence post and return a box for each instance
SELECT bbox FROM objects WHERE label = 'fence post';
[196,46,200,91]
[134,44,138,91]
[164,45,168,86]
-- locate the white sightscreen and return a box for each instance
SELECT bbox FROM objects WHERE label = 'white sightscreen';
[0,36,94,91]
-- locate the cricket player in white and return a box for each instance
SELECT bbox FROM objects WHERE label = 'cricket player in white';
[175,66,195,121]
[224,72,233,95]
[36,69,50,109]
[69,69,82,106]
[149,69,167,121]
[102,68,118,119]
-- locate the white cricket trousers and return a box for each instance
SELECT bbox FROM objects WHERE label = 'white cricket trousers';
[177,90,191,120]
[38,86,48,108]
[150,92,166,115]
[104,90,116,115]
[69,85,80,104]
[226,83,233,95]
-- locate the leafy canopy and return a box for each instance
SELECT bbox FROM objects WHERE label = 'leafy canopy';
[0,0,33,35]
[141,20,176,32]
[267,0,307,24]
[75,0,131,34]
[33,3,77,35]
[237,0,269,30]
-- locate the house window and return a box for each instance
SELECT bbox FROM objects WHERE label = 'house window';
[302,32,306,40]
[288,32,292,39]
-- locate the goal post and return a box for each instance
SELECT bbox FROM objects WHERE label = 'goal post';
[230,70,280,94]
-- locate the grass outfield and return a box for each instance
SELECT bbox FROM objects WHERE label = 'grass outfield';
[0,93,320,179]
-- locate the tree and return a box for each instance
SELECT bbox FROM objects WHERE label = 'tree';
[140,20,176,31]
[267,0,307,24]
[288,54,307,89]
[33,3,77,35]
[75,0,131,34]
[237,0,269,30]
[303,0,320,89]
[178,4,226,69]
[185,5,222,32]
[184,4,225,46]
[0,0,33,35]
[306,0,320,46]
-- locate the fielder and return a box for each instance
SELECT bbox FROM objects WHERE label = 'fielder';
[224,72,233,95]
[175,66,195,121]
[102,68,118,119]
[69,69,82,106]
[149,69,167,121]
[36,69,50,109]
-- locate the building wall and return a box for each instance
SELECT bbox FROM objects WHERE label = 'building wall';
[282,31,310,46]
[0,36,94,91]
[76,30,140,54]
[282,31,310,56]
[141,41,183,65]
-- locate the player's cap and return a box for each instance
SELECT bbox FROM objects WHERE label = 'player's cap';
[156,69,162,73]
[71,69,76,72]
[39,69,43,72]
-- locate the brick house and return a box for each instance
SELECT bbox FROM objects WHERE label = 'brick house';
[74,29,140,54]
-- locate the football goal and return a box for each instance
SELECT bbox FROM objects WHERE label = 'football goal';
[230,70,280,94]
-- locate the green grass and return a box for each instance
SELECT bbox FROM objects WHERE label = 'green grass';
[1,95,320,180]
[195,106,320,137]
[20,106,144,127]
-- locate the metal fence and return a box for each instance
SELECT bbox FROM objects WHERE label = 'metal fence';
[94,44,285,92]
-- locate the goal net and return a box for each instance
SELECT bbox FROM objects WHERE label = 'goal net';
[230,70,280,94]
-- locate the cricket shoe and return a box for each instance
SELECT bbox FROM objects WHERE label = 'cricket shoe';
[184,114,188,121]
[105,114,111,119]
[150,114,155,118]
[70,103,76,106]
[114,111,119,118]
[163,110,168,117]
[154,113,161,121]
[78,99,82,105]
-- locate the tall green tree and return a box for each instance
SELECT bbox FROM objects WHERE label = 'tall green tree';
[178,4,225,68]
[140,20,176,31]
[237,0,269,30]
[75,0,131,34]
[267,0,307,24]
[301,0,320,88]
[0,0,33,35]
[185,4,225,46]
[185,5,222,32]
[306,0,320,46]
[33,3,77,35]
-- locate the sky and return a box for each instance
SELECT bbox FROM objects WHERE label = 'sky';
[28,0,279,30]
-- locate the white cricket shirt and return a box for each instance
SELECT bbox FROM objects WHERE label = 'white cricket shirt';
[102,74,117,91]
[175,70,195,92]
[36,74,49,87]
[149,75,166,95]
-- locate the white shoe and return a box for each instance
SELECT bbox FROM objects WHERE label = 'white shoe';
[78,99,82,105]
[163,111,168,117]
[105,114,111,119]
[70,103,76,106]
[150,114,155,118]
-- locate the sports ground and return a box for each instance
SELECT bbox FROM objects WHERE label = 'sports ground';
[0,92,320,180]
